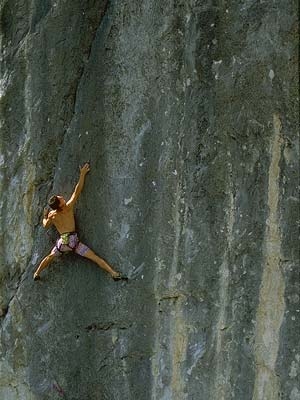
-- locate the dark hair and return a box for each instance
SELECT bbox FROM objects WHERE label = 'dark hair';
[48,195,60,210]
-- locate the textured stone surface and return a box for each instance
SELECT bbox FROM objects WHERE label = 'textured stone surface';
[0,1,299,399]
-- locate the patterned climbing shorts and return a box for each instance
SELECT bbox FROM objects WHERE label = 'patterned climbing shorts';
[51,232,90,257]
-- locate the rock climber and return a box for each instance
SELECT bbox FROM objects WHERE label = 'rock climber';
[33,162,126,281]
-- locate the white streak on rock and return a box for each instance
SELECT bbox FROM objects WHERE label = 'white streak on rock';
[211,159,235,399]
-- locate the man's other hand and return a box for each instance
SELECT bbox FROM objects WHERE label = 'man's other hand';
[80,162,90,176]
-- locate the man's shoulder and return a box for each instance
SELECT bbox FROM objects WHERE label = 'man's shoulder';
[65,202,75,211]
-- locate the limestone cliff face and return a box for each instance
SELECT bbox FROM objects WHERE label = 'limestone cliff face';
[0,1,299,399]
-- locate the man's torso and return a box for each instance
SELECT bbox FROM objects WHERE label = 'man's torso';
[49,205,76,234]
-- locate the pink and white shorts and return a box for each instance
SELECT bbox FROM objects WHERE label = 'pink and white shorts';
[51,232,89,257]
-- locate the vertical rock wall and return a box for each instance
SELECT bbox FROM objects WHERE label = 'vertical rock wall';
[0,1,299,399]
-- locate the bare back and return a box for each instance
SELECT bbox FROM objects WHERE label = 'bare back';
[49,205,76,234]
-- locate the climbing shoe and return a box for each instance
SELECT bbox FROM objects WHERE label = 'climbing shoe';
[112,272,128,281]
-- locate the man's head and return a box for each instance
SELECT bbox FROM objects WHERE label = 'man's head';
[48,195,66,210]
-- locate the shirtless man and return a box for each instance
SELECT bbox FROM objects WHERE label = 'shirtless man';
[33,163,125,281]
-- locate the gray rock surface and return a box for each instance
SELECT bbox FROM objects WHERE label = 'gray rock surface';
[0,1,299,399]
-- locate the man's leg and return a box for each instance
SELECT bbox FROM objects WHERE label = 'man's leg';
[82,249,119,278]
[34,253,56,280]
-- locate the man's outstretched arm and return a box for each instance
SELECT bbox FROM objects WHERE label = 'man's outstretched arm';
[67,163,90,207]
